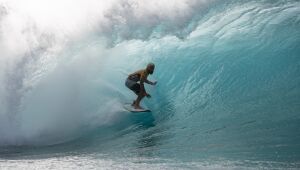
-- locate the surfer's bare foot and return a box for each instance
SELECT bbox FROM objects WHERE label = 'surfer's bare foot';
[134,105,143,110]
[131,100,136,106]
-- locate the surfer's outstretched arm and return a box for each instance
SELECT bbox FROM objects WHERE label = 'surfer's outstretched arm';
[145,79,157,85]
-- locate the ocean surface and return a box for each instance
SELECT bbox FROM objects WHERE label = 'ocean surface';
[0,0,300,169]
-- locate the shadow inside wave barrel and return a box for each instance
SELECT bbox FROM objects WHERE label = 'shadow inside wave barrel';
[126,111,155,127]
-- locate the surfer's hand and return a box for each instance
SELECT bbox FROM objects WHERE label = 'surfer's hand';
[146,93,151,98]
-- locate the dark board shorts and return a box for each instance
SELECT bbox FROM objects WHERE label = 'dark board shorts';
[125,78,140,95]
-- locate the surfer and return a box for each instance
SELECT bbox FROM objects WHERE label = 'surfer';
[125,63,157,110]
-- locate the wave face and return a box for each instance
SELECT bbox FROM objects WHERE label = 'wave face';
[0,0,300,168]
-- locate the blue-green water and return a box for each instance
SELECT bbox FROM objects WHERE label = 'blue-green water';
[0,0,300,169]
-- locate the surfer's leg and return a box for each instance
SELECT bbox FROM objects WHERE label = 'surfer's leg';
[134,92,145,109]
[132,83,144,109]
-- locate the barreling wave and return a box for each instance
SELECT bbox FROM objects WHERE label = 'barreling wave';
[0,1,299,164]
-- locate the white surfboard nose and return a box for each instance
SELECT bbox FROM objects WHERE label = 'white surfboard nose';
[123,103,151,112]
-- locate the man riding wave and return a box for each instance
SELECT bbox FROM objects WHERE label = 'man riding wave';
[125,63,157,109]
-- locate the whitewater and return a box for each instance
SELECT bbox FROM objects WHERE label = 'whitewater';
[0,0,299,169]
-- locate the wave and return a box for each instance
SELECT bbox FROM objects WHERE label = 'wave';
[0,1,299,163]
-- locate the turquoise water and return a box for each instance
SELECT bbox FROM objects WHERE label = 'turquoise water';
[0,0,300,169]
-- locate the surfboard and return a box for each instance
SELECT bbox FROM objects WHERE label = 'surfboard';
[123,103,151,112]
